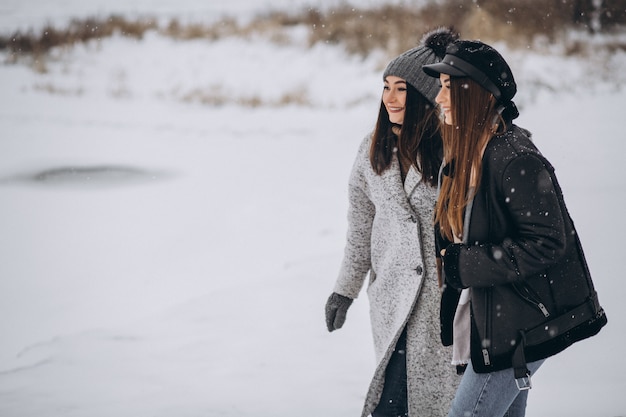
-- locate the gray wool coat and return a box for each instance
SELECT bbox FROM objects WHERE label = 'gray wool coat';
[334,134,459,417]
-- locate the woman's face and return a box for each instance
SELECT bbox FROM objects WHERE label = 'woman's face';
[382,76,407,125]
[436,74,452,125]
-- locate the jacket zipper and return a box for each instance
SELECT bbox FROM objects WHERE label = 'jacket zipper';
[512,283,550,318]
[482,289,492,366]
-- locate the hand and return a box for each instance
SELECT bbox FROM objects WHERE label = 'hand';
[325,292,353,332]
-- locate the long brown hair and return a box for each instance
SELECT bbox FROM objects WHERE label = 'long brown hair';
[435,77,505,241]
[369,83,442,187]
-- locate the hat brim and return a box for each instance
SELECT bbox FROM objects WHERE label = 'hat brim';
[422,61,468,78]
[423,57,502,100]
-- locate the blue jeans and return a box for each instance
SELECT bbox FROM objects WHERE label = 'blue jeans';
[448,359,544,417]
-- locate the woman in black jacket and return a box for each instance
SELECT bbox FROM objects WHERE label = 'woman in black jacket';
[422,41,607,417]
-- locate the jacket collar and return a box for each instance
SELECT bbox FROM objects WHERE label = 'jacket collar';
[379,154,419,215]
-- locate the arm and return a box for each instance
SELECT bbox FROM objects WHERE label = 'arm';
[326,140,375,332]
[443,154,567,288]
[333,180,376,298]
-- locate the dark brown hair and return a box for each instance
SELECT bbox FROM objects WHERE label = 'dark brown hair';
[435,77,505,241]
[369,83,442,187]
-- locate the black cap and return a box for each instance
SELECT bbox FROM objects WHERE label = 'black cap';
[423,40,517,108]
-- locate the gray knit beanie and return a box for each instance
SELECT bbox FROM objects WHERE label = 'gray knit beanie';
[383,27,459,105]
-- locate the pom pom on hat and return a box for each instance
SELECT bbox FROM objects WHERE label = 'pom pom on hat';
[420,26,460,59]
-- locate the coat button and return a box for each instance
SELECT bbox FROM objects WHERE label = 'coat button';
[415,265,423,275]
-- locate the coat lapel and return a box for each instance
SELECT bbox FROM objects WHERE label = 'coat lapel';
[381,155,418,215]
[404,165,423,199]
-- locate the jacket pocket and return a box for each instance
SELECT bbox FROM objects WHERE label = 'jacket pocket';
[512,282,551,318]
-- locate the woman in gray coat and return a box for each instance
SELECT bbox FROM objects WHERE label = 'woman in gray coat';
[325,28,460,417]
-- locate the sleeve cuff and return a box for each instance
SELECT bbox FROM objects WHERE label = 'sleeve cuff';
[443,243,467,289]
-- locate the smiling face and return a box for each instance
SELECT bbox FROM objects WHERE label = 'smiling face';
[436,74,452,125]
[382,76,407,125]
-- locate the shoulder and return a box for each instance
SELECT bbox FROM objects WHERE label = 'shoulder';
[486,125,535,155]
[358,132,373,154]
[483,125,554,184]
[348,132,374,186]
[351,132,374,169]
[484,125,547,168]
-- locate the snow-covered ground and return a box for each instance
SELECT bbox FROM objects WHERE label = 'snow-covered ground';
[0,2,625,416]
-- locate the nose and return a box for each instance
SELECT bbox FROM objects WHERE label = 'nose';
[435,87,445,105]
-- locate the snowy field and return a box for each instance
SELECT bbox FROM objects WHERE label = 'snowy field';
[0,1,625,416]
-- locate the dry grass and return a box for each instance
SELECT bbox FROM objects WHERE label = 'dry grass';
[1,1,625,60]
[178,85,310,108]
[32,82,84,96]
[2,16,157,56]
[162,17,239,40]
[303,5,429,57]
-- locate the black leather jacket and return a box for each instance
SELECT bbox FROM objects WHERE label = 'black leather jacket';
[437,125,606,374]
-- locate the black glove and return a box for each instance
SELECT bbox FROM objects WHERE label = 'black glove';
[325,292,353,332]
[442,243,468,290]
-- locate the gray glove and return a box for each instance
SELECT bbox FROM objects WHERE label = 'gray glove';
[325,292,353,332]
